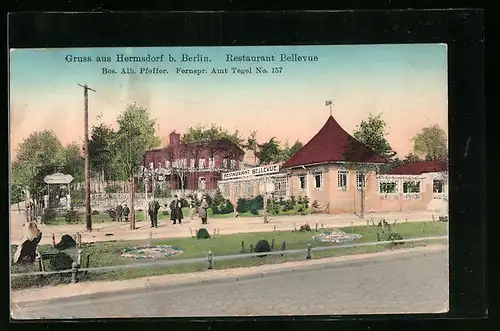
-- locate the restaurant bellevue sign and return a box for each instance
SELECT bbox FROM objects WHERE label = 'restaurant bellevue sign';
[221,164,280,180]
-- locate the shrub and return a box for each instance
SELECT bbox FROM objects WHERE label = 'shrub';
[251,195,264,209]
[162,210,170,215]
[283,199,295,211]
[302,196,310,209]
[387,233,404,245]
[290,196,296,205]
[48,252,74,271]
[211,189,233,214]
[55,234,77,250]
[237,198,250,213]
[62,209,81,224]
[254,239,271,255]
[196,228,211,239]
[42,208,58,223]
[299,224,311,232]
[312,200,320,209]
[92,210,99,215]
[104,184,120,194]
[250,206,259,215]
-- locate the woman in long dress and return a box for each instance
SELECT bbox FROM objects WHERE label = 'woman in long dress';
[199,197,209,225]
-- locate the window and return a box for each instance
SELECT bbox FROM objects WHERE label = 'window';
[356,171,365,189]
[222,158,228,168]
[298,175,307,190]
[209,157,215,168]
[165,160,170,168]
[199,158,206,169]
[433,179,444,193]
[379,182,397,193]
[403,181,420,193]
[338,170,348,189]
[230,159,237,169]
[190,159,195,168]
[313,172,323,189]
[181,159,187,168]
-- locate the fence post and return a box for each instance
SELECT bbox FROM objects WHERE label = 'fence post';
[148,232,153,247]
[306,243,312,260]
[271,238,275,250]
[77,249,83,267]
[207,250,213,270]
[250,244,254,252]
[377,233,380,242]
[36,254,43,275]
[52,233,56,247]
[241,240,245,253]
[71,262,78,284]
[315,223,318,231]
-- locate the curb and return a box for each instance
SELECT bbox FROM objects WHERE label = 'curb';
[13,246,447,308]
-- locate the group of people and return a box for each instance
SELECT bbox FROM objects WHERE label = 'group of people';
[115,204,130,222]
[147,195,211,228]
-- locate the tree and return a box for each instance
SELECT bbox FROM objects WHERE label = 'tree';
[245,130,258,164]
[12,130,65,206]
[59,142,85,182]
[88,123,117,181]
[280,140,303,162]
[404,152,422,163]
[344,113,396,219]
[255,137,282,165]
[113,103,161,230]
[412,124,448,161]
[10,183,23,212]
[353,112,397,159]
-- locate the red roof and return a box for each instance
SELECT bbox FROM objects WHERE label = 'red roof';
[282,116,387,168]
[388,160,448,175]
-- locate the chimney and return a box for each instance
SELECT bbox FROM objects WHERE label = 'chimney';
[169,131,180,146]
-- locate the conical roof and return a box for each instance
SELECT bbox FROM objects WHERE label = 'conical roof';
[282,116,387,168]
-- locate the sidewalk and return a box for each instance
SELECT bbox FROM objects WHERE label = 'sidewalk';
[10,244,447,304]
[10,208,443,245]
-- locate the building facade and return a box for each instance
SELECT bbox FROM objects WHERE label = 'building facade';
[218,115,448,215]
[143,131,245,192]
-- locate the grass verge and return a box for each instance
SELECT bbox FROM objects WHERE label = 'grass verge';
[11,221,448,290]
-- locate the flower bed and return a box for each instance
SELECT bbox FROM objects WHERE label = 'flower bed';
[312,230,362,243]
[121,245,183,260]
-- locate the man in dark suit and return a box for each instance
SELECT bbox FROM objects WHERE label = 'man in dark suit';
[149,199,160,228]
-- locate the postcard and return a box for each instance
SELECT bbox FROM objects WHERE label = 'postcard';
[10,44,449,318]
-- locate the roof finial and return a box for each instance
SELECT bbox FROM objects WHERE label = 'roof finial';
[325,99,334,116]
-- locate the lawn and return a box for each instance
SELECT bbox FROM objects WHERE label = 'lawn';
[11,221,448,290]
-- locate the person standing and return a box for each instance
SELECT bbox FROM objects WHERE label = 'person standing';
[149,199,159,228]
[170,195,182,225]
[123,203,130,222]
[199,197,209,225]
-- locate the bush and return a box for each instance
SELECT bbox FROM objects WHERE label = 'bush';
[387,233,404,245]
[55,234,77,250]
[42,208,58,223]
[299,224,311,232]
[237,198,250,213]
[211,189,233,214]
[162,210,169,215]
[92,210,99,215]
[312,200,320,209]
[255,239,271,256]
[196,228,211,239]
[282,199,295,211]
[48,252,74,271]
[104,184,120,194]
[62,209,81,224]
[250,206,259,215]
[290,196,296,205]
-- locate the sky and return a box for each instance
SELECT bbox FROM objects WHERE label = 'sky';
[9,44,448,161]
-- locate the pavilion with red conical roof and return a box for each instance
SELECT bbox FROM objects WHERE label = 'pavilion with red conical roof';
[281,115,448,215]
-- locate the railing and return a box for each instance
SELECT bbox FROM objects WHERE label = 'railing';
[10,236,448,283]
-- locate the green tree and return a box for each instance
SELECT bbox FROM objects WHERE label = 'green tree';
[280,140,303,162]
[412,125,448,161]
[88,123,117,180]
[255,137,282,165]
[12,130,65,203]
[343,113,396,219]
[404,152,422,163]
[10,183,23,212]
[352,112,396,159]
[113,103,161,230]
[59,142,85,182]
[245,130,258,165]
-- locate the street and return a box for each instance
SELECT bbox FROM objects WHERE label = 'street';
[11,248,448,318]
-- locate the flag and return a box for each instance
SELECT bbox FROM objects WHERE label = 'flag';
[325,100,333,106]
